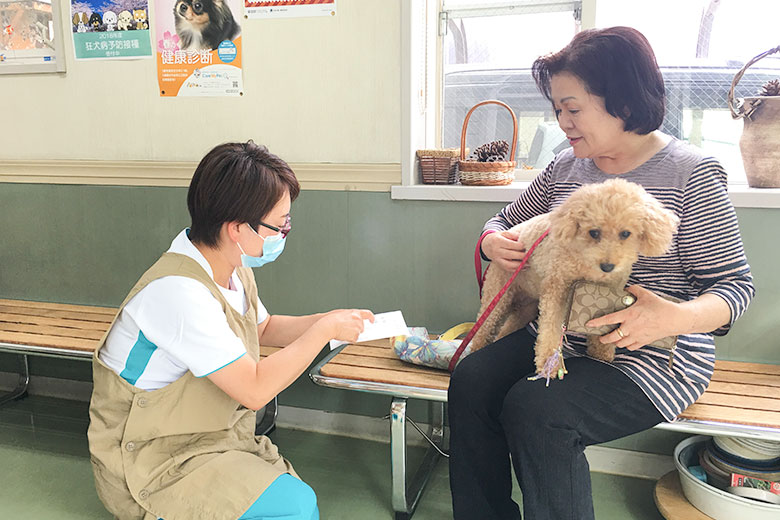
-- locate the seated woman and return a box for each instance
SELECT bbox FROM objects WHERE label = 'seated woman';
[447,27,755,520]
[88,141,373,520]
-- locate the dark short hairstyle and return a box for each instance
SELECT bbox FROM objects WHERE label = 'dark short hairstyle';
[532,26,665,134]
[187,141,300,247]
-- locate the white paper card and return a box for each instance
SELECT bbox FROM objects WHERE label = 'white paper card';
[329,310,408,350]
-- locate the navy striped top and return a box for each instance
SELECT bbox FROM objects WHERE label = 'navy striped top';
[483,139,755,421]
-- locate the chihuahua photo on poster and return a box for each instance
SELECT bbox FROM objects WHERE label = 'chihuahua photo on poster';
[173,0,240,51]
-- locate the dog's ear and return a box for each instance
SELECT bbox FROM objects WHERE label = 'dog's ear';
[639,195,679,257]
[549,195,582,242]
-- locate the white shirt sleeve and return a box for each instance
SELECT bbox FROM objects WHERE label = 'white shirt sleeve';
[125,276,248,377]
[257,296,269,324]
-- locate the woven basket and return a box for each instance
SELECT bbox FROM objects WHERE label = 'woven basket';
[458,100,518,186]
[416,148,463,184]
[728,45,780,188]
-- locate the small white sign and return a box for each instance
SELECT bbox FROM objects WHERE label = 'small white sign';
[244,0,336,19]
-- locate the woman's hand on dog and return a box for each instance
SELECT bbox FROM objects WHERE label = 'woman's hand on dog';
[482,230,528,272]
[586,285,680,350]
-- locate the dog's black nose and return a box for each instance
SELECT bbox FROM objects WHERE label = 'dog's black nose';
[600,263,615,273]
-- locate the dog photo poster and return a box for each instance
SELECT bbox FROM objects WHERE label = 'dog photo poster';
[244,0,336,19]
[0,0,63,72]
[70,0,153,59]
[154,0,243,96]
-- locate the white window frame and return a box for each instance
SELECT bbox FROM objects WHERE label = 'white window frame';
[393,0,780,208]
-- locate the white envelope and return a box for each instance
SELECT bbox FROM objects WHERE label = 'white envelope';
[329,310,408,350]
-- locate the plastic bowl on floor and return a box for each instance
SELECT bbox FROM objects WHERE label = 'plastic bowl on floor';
[675,435,780,520]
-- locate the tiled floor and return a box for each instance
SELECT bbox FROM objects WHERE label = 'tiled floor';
[0,396,664,519]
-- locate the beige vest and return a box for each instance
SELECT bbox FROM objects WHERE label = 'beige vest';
[88,253,295,520]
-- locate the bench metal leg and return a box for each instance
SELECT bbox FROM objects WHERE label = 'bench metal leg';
[0,354,30,406]
[390,397,445,520]
[255,396,278,436]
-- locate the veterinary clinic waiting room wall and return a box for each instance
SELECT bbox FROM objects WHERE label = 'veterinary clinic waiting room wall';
[1,1,779,457]
[0,0,400,166]
[1,185,779,417]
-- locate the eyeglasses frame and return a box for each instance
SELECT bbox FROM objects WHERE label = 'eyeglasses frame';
[258,215,291,238]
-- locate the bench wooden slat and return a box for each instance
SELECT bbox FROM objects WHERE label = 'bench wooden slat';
[0,321,106,341]
[0,299,117,316]
[693,391,780,412]
[0,307,115,324]
[326,353,449,377]
[711,370,780,388]
[714,359,780,376]
[321,364,450,391]
[705,380,780,399]
[2,337,283,357]
[0,330,98,352]
[341,344,398,359]
[318,342,780,435]
[355,339,394,348]
[678,402,780,430]
[259,346,282,357]
[0,313,112,333]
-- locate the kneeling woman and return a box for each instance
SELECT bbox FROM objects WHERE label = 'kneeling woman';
[88,141,372,520]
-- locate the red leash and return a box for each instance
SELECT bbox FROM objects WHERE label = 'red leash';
[449,229,550,372]
[474,232,492,298]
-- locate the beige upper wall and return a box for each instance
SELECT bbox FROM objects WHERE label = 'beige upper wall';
[0,0,400,164]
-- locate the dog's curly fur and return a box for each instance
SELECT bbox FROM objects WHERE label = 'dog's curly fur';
[471,178,679,377]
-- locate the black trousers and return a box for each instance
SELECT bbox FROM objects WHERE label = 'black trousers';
[448,328,665,520]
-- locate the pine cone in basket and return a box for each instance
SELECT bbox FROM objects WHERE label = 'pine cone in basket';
[471,140,509,162]
[759,79,780,97]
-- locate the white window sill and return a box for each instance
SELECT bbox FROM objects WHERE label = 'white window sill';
[391,182,780,208]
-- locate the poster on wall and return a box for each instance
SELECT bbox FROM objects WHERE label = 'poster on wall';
[244,0,335,19]
[0,0,66,73]
[70,0,153,59]
[154,0,243,96]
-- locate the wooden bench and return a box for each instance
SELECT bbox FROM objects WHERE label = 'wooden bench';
[0,298,279,433]
[309,339,780,520]
[0,298,115,405]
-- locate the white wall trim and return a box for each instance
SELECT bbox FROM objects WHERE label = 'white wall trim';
[392,181,780,208]
[0,160,401,192]
[0,372,673,480]
[584,445,675,481]
[276,404,393,444]
[726,184,780,209]
[3,159,775,207]
[277,405,675,480]
[0,371,93,402]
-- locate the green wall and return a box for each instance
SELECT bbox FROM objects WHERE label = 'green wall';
[1,183,778,434]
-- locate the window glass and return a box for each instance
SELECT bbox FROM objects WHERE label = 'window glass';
[596,0,780,183]
[440,0,780,182]
[442,7,578,169]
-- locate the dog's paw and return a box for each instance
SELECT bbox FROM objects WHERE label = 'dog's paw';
[533,350,566,381]
[586,336,616,362]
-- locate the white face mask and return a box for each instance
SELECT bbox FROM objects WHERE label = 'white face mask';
[237,224,286,268]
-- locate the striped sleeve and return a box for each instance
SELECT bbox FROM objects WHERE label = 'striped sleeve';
[482,158,554,233]
[678,159,755,335]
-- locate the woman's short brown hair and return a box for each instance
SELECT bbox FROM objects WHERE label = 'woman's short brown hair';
[532,26,665,135]
[187,141,300,247]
